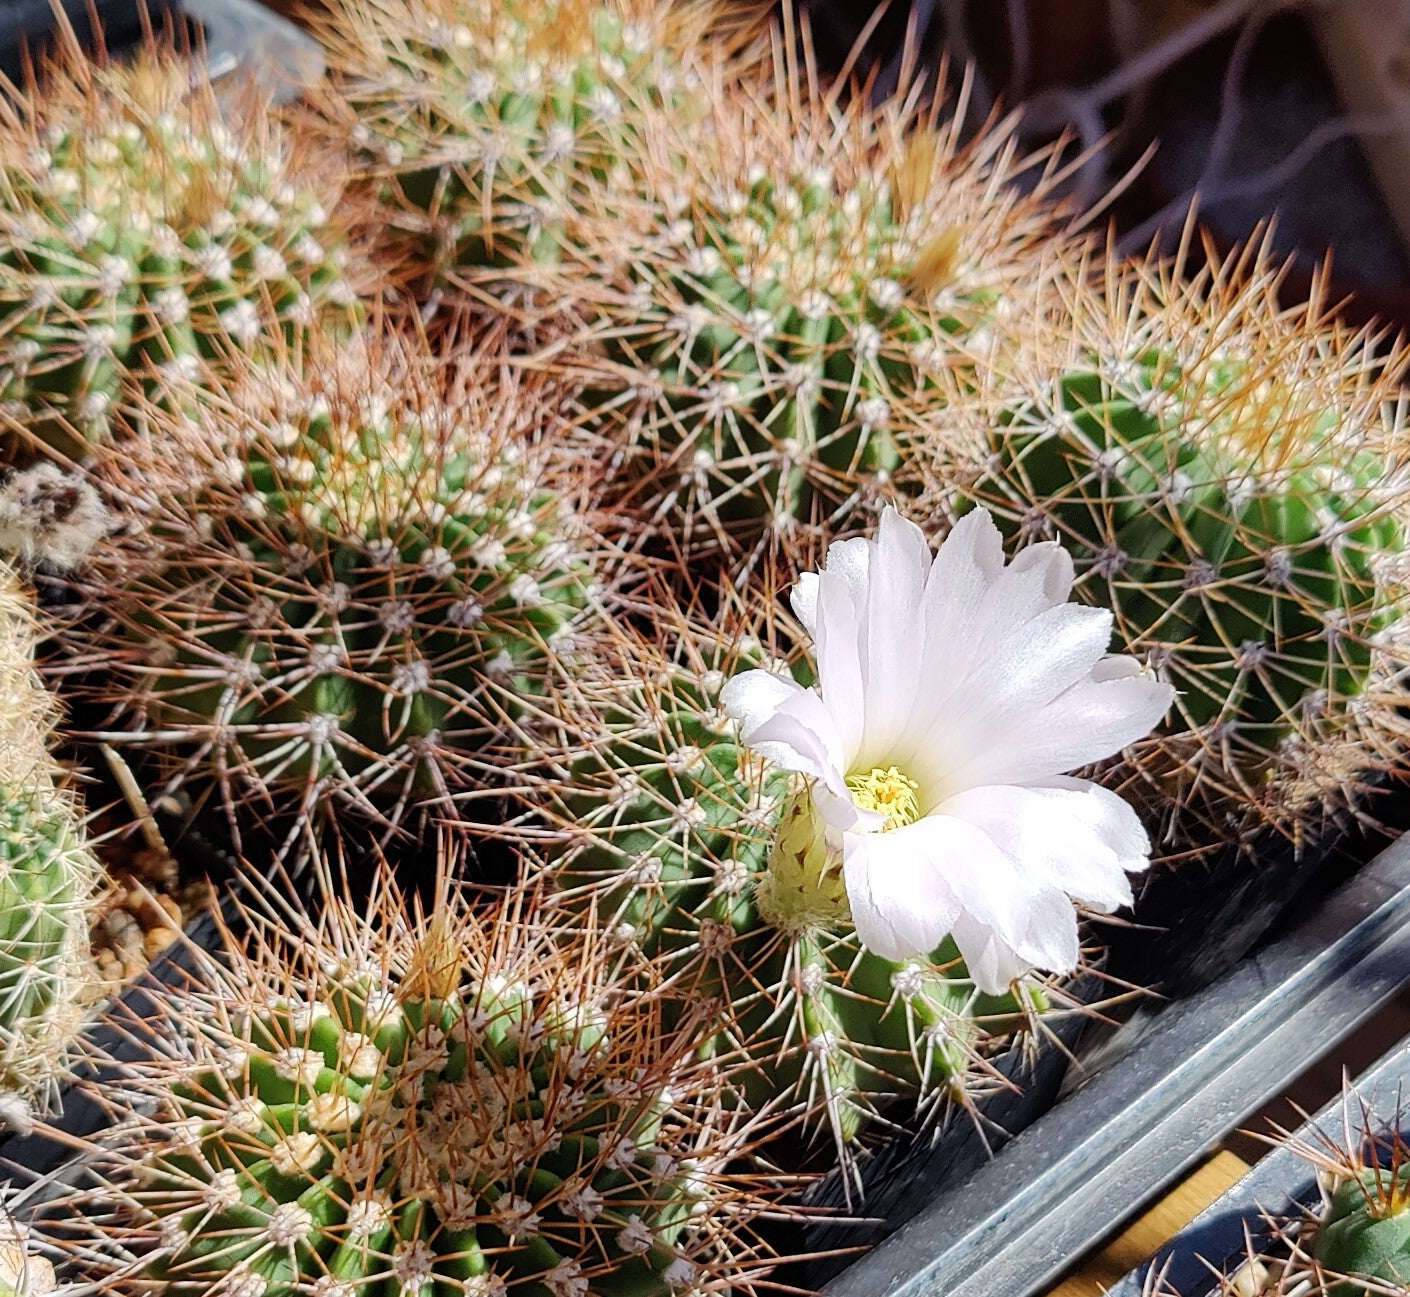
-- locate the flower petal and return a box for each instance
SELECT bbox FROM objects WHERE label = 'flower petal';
[913,507,1007,694]
[949,885,1081,994]
[947,911,1036,996]
[958,672,1176,789]
[811,564,866,764]
[904,601,1117,793]
[855,508,936,765]
[721,671,850,802]
[939,782,1144,913]
[841,819,966,963]
[1024,774,1152,874]
[790,573,820,635]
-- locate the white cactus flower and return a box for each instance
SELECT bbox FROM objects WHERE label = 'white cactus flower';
[722,506,1174,993]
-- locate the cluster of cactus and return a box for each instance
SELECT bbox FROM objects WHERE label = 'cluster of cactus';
[72,873,785,1297]
[310,0,715,282]
[0,563,100,1105]
[531,613,1050,1150]
[53,328,605,851]
[929,242,1410,844]
[519,60,1075,559]
[0,47,359,458]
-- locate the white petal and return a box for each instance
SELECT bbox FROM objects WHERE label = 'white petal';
[1091,654,1142,682]
[914,507,1007,692]
[949,886,1081,994]
[855,508,935,765]
[1005,539,1075,606]
[790,572,819,634]
[905,601,1116,791]
[1024,774,1151,873]
[939,783,1141,913]
[721,669,800,736]
[811,564,866,763]
[948,911,1035,996]
[1015,887,1083,977]
[841,820,965,962]
[821,534,871,601]
[958,673,1175,789]
[723,674,850,802]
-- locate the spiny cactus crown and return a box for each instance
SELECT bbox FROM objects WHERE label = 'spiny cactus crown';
[319,0,705,275]
[61,337,601,851]
[542,66,1072,557]
[942,248,1410,835]
[0,50,357,452]
[74,880,782,1297]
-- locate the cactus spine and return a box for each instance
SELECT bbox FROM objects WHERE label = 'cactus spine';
[0,47,358,457]
[0,563,101,1105]
[52,330,604,854]
[63,873,789,1297]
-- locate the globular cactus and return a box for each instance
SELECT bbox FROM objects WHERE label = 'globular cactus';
[1313,1163,1410,1295]
[520,38,1076,561]
[927,240,1410,848]
[0,45,360,458]
[50,327,608,857]
[308,0,718,287]
[61,871,792,1297]
[0,563,101,1107]
[1150,1093,1410,1297]
[528,610,1055,1153]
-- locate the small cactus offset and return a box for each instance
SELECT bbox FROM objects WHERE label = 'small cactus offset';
[527,609,1054,1151]
[0,563,100,1106]
[51,326,607,855]
[525,39,1075,560]
[308,0,723,293]
[928,240,1410,847]
[1146,1092,1410,1297]
[0,44,360,457]
[61,870,793,1297]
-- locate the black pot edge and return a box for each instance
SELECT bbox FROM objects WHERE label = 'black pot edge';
[0,906,225,1187]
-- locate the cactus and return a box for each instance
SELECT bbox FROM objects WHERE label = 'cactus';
[528,611,1056,1152]
[52,328,606,856]
[0,563,101,1106]
[1145,1092,1410,1297]
[0,45,359,458]
[516,38,1075,561]
[930,241,1410,845]
[62,870,791,1297]
[308,0,720,286]
[1313,1164,1410,1295]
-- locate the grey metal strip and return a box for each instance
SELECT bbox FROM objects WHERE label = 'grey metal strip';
[1106,1035,1410,1296]
[185,0,324,104]
[822,833,1410,1297]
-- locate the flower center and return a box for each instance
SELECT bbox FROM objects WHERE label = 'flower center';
[846,765,921,831]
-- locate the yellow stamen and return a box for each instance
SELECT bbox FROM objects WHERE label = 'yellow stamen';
[846,766,921,831]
